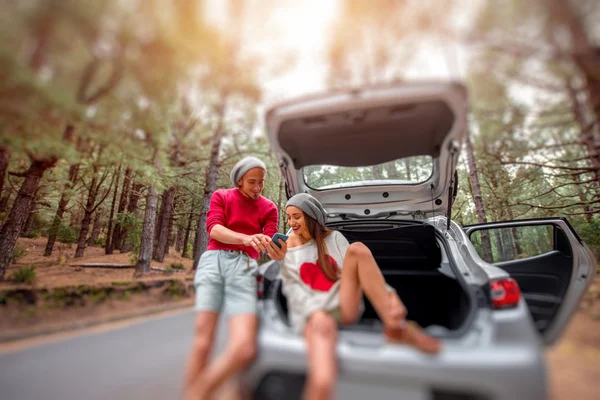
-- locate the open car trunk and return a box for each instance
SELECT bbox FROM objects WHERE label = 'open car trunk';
[270,222,476,336]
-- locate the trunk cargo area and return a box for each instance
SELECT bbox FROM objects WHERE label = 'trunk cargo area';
[273,222,474,334]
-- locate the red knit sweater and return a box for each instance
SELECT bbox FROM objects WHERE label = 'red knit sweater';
[206,188,278,259]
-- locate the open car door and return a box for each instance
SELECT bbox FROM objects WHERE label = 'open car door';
[464,218,597,345]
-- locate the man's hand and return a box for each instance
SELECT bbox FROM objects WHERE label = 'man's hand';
[243,233,271,253]
[266,238,287,261]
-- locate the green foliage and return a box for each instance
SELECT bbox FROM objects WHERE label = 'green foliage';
[169,262,185,270]
[43,288,81,309]
[22,214,46,239]
[303,156,433,189]
[185,243,194,259]
[94,237,107,248]
[118,212,143,260]
[88,289,113,304]
[47,221,78,244]
[164,280,187,299]
[574,218,600,260]
[11,245,27,264]
[118,290,132,301]
[42,286,116,308]
[470,225,554,263]
[10,265,36,284]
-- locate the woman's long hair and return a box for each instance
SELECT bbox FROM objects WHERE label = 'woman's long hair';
[304,213,339,282]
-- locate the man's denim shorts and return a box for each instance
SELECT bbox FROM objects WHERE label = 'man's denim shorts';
[193,250,258,316]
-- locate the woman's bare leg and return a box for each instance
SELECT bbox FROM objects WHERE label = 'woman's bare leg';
[339,242,405,327]
[339,242,441,353]
[303,311,338,400]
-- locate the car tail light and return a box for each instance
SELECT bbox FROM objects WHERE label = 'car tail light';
[257,274,264,299]
[490,278,521,309]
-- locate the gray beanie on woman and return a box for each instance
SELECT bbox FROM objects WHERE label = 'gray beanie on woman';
[286,193,328,226]
[230,156,266,187]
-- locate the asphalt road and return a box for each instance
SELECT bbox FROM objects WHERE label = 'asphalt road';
[0,310,199,400]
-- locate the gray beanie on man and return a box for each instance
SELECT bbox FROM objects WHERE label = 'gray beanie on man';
[286,193,328,226]
[230,156,267,187]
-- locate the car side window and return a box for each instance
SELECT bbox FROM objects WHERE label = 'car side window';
[469,225,555,264]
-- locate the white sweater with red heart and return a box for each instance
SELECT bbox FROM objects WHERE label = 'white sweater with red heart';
[280,230,350,333]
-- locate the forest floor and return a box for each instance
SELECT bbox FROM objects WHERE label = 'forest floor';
[1,237,599,399]
[0,237,196,340]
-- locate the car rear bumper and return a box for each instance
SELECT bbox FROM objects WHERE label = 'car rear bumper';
[242,328,547,400]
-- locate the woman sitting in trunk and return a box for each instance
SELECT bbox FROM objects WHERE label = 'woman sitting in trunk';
[266,193,441,400]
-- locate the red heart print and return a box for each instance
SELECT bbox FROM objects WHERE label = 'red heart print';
[299,256,338,292]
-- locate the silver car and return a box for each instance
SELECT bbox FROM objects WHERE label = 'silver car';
[215,81,597,400]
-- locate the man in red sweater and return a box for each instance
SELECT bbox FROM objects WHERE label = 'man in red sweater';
[183,156,278,400]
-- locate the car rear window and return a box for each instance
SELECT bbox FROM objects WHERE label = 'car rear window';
[303,155,433,190]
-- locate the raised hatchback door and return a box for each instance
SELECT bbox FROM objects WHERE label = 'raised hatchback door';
[463,218,597,345]
[265,81,467,220]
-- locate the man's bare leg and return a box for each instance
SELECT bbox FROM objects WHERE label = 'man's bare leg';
[193,313,258,399]
[183,311,219,399]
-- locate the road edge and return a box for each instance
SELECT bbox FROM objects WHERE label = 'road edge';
[0,299,194,344]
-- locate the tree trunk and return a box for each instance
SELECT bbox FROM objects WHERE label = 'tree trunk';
[153,186,176,263]
[551,1,600,187]
[176,224,185,253]
[153,192,164,255]
[44,163,79,256]
[465,131,494,262]
[0,146,10,198]
[0,192,11,215]
[182,198,195,259]
[164,203,176,256]
[0,192,12,226]
[74,165,115,259]
[111,166,131,251]
[105,163,122,254]
[567,79,600,188]
[193,101,227,268]
[404,159,412,180]
[168,193,179,252]
[86,212,102,246]
[0,157,57,279]
[74,175,99,258]
[385,161,399,179]
[505,206,523,257]
[135,185,158,275]
[372,164,384,180]
[28,9,55,72]
[277,177,285,233]
[121,182,143,252]
[20,193,38,237]
[574,173,593,222]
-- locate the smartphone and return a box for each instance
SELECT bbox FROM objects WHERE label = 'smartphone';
[272,232,289,248]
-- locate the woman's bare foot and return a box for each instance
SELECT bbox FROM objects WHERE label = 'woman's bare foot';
[384,321,442,354]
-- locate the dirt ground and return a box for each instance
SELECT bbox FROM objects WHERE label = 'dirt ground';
[546,277,600,400]
[0,237,196,339]
[0,237,196,290]
[2,237,599,399]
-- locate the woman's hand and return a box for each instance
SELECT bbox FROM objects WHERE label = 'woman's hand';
[266,238,287,261]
